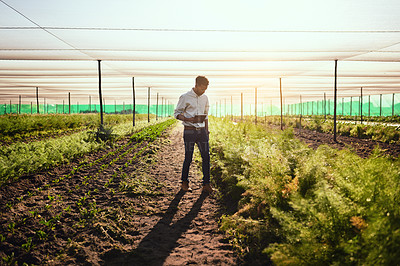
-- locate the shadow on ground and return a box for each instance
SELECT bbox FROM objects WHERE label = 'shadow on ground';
[103,190,208,266]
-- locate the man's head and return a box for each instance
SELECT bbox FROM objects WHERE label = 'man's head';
[194,76,209,96]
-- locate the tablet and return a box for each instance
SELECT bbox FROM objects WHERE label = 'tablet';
[194,114,207,123]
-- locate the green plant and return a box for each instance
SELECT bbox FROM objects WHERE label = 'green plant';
[21,237,35,252]
[35,230,48,240]
[93,124,116,142]
[210,118,400,264]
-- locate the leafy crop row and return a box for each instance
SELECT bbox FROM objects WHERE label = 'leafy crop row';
[258,115,400,144]
[209,118,400,265]
[0,118,176,265]
[0,113,145,143]
[0,117,168,187]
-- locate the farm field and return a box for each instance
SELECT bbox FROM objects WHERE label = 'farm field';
[209,118,400,265]
[0,117,238,265]
[1,115,400,265]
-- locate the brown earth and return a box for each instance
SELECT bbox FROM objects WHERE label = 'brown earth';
[1,120,398,266]
[293,127,400,159]
[0,123,239,266]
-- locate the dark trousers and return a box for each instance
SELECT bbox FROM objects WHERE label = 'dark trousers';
[181,128,210,185]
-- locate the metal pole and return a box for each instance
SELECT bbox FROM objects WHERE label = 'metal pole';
[334,59,338,141]
[392,93,395,116]
[231,95,233,120]
[342,98,344,116]
[31,102,33,114]
[324,93,326,120]
[89,95,91,112]
[255,88,257,124]
[241,93,243,121]
[36,87,39,114]
[350,97,352,117]
[98,60,104,125]
[280,78,283,130]
[132,77,135,126]
[68,92,71,114]
[224,98,227,117]
[18,95,21,114]
[380,94,382,116]
[360,87,363,124]
[300,95,302,129]
[220,99,222,117]
[368,95,370,117]
[156,92,159,121]
[148,87,150,123]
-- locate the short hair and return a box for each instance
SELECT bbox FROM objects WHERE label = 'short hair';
[196,76,209,86]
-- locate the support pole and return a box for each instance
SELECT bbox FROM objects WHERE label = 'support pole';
[68,92,71,114]
[368,95,371,117]
[324,93,326,120]
[350,96,353,117]
[241,93,243,121]
[334,59,338,142]
[36,87,39,114]
[19,95,21,114]
[392,93,395,116]
[156,92,159,121]
[342,98,344,116]
[380,94,382,116]
[300,95,302,129]
[132,77,135,126]
[224,98,227,117]
[148,87,150,123]
[89,95,91,112]
[280,78,283,130]
[360,87,363,124]
[162,97,165,117]
[255,88,257,124]
[231,95,233,120]
[98,60,104,125]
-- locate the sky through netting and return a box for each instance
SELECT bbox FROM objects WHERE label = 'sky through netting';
[1,0,400,107]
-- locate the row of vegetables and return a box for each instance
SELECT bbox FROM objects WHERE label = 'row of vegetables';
[208,117,400,265]
[0,118,176,265]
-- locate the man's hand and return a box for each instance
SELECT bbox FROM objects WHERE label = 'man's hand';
[177,114,197,122]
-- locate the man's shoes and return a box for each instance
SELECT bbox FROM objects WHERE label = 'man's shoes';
[202,183,213,193]
[181,181,192,192]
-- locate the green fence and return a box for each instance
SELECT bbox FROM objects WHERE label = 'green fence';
[288,93,399,116]
[210,93,399,117]
[0,103,174,116]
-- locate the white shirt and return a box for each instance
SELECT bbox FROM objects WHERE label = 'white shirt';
[174,88,209,128]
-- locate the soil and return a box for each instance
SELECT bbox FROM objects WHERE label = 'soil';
[1,120,398,266]
[0,123,239,266]
[292,127,400,159]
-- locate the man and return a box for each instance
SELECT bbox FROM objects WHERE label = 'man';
[174,76,213,193]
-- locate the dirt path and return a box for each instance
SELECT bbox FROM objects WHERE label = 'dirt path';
[0,122,239,265]
[105,124,238,265]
